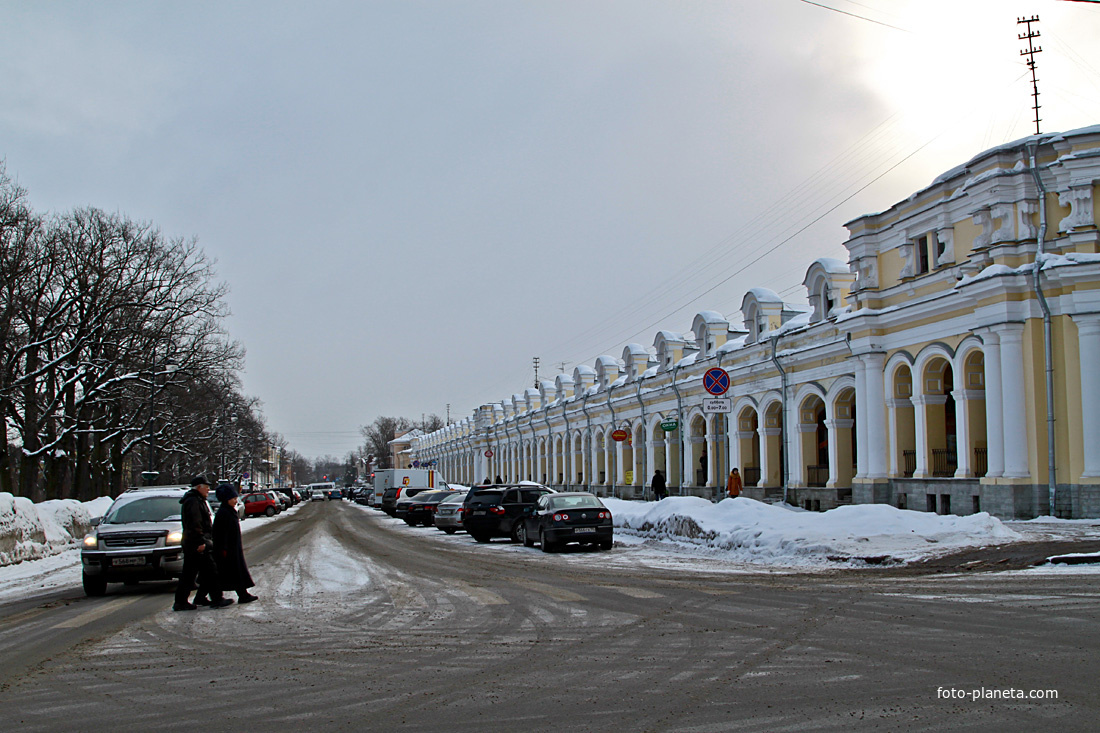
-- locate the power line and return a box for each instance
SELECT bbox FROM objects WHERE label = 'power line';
[795,0,912,33]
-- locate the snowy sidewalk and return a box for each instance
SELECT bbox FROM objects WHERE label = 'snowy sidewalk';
[603,496,1100,569]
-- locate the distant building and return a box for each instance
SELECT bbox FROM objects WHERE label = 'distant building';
[388,429,424,469]
[413,125,1100,518]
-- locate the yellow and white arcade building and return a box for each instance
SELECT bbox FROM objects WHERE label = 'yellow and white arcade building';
[412,125,1100,519]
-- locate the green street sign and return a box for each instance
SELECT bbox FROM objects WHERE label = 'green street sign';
[660,419,679,432]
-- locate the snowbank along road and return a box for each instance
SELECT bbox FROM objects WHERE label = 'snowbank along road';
[0,500,1097,731]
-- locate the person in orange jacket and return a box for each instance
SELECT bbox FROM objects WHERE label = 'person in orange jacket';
[726,468,743,499]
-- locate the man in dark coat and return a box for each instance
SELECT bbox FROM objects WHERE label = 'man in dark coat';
[212,483,257,603]
[651,470,667,501]
[173,475,233,611]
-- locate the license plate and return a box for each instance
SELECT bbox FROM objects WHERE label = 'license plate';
[473,510,486,516]
[574,527,596,534]
[112,556,146,566]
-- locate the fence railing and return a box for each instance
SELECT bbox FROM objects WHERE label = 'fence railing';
[902,450,916,477]
[974,447,988,477]
[931,449,956,477]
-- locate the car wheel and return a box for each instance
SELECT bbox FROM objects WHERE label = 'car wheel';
[442,528,456,535]
[599,540,613,551]
[540,530,556,553]
[472,533,490,543]
[265,506,276,517]
[404,518,416,526]
[509,521,524,544]
[519,523,535,548]
[82,572,107,597]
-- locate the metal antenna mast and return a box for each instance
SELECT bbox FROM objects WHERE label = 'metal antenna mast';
[1018,15,1043,135]
[532,357,540,388]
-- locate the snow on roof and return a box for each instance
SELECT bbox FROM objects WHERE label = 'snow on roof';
[716,335,748,354]
[694,310,727,325]
[574,364,596,376]
[743,287,784,305]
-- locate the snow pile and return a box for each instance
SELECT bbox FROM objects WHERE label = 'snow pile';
[603,496,1022,567]
[0,493,113,567]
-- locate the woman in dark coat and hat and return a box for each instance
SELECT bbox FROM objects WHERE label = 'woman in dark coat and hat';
[212,484,258,603]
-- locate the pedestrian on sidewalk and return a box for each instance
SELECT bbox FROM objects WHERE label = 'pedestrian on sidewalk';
[726,467,743,499]
[651,470,667,501]
[174,475,233,611]
[212,483,258,604]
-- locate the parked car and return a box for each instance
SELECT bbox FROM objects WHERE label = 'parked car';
[80,485,190,596]
[243,492,280,517]
[518,492,613,552]
[310,489,326,502]
[401,490,458,526]
[461,484,555,543]
[433,491,468,534]
[273,491,292,510]
[325,488,342,500]
[353,488,375,507]
[381,486,430,516]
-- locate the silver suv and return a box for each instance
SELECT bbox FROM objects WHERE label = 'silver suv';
[80,486,192,596]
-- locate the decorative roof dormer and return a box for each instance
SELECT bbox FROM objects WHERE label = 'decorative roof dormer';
[654,331,686,371]
[691,311,729,357]
[803,258,856,323]
[511,393,526,416]
[573,364,597,395]
[555,372,576,401]
[538,379,557,408]
[524,387,541,412]
[594,355,622,390]
[621,343,653,381]
[741,288,785,344]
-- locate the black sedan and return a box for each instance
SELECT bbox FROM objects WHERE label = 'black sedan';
[518,492,613,552]
[401,490,458,526]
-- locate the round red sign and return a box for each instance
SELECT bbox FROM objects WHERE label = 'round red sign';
[611,429,629,442]
[484,449,494,457]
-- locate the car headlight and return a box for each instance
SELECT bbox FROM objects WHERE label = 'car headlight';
[83,534,98,548]
[166,531,183,545]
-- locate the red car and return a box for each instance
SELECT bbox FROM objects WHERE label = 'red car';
[243,492,280,517]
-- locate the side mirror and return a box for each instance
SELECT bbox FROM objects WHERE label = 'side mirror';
[91,517,102,527]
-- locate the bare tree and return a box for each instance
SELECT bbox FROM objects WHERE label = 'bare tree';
[359,416,412,469]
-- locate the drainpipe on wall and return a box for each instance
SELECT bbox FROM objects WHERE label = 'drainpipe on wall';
[636,380,648,500]
[671,362,685,496]
[581,393,593,493]
[770,334,790,505]
[1027,141,1058,517]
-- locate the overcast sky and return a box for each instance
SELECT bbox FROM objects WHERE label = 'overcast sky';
[3,1,1099,459]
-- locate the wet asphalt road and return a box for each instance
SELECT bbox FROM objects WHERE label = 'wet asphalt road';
[0,500,1097,732]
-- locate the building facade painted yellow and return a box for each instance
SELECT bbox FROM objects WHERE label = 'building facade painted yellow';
[413,126,1100,519]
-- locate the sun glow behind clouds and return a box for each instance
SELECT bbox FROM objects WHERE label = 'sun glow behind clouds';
[851,0,1100,172]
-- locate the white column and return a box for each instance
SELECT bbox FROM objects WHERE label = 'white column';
[1074,315,1100,478]
[999,324,1030,478]
[853,359,869,479]
[646,435,657,486]
[911,394,931,479]
[953,390,972,478]
[983,331,1005,478]
[664,435,674,487]
[614,439,624,486]
[886,399,906,476]
[727,411,741,476]
[863,354,889,479]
